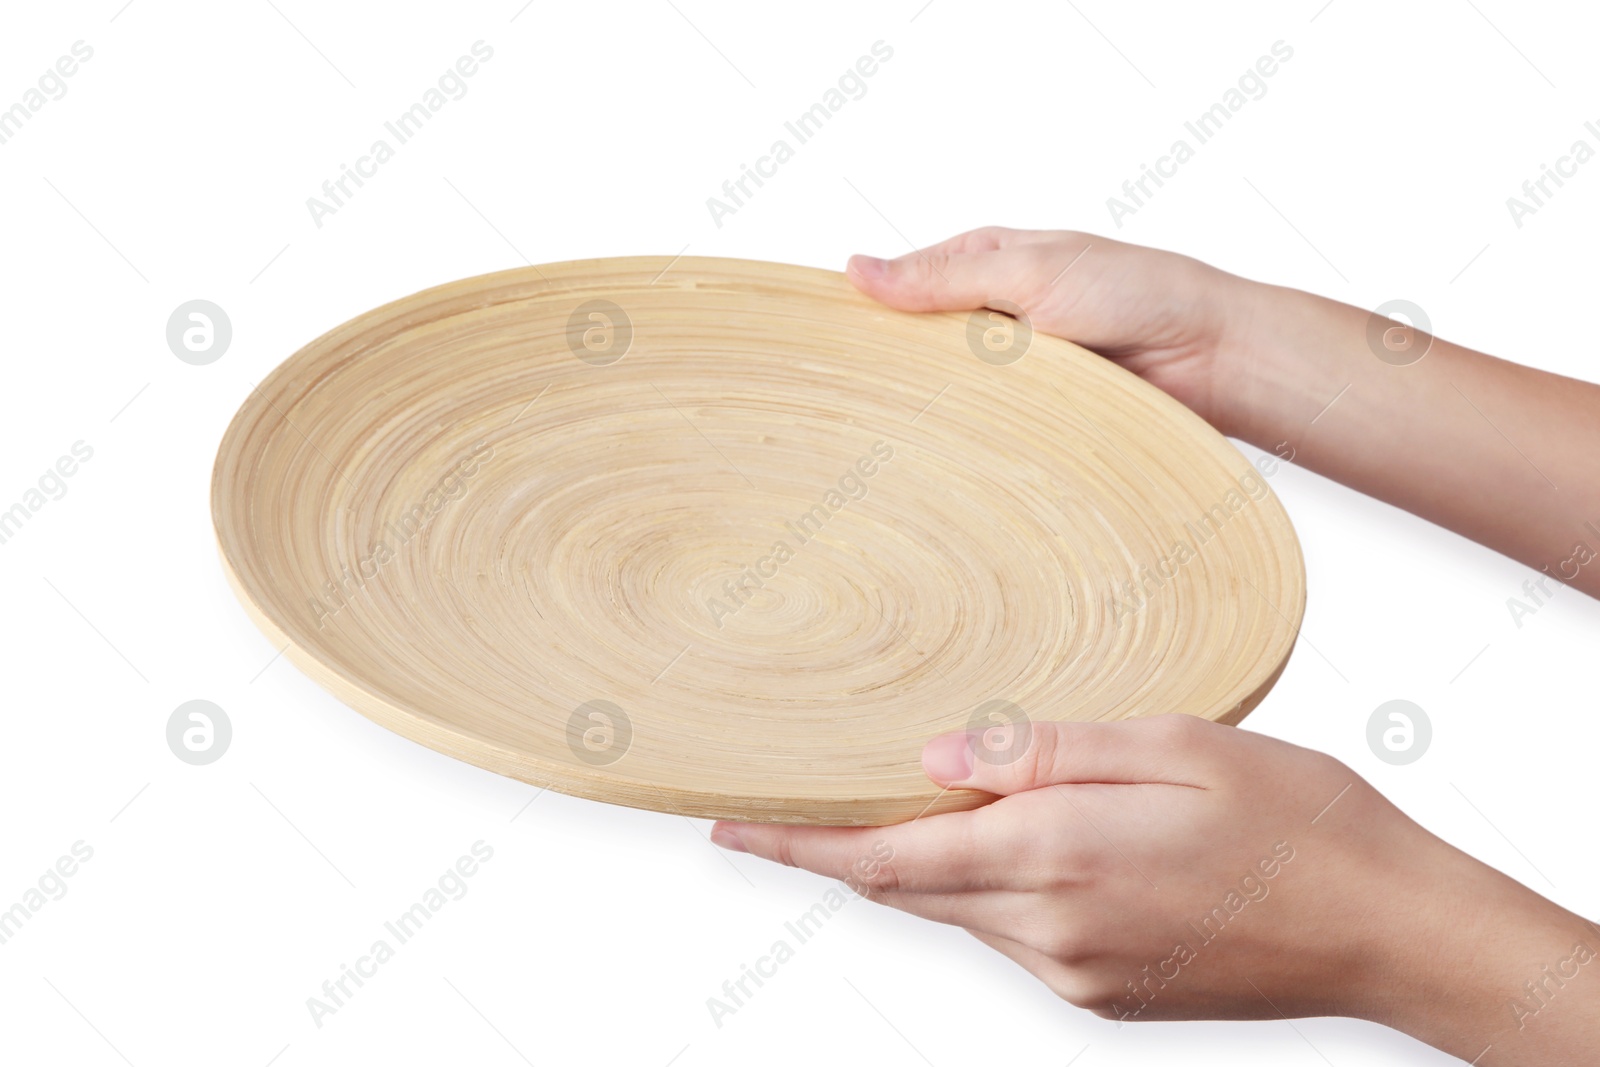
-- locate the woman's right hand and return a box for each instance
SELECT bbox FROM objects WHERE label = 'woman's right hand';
[846,226,1265,436]
[849,225,1600,599]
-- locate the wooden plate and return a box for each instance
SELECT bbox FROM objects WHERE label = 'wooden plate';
[212,257,1304,826]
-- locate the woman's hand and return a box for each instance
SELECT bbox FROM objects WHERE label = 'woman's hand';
[848,226,1600,599]
[846,227,1262,434]
[712,717,1599,1061]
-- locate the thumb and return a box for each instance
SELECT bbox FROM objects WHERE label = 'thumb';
[921,715,1216,796]
[847,247,1039,314]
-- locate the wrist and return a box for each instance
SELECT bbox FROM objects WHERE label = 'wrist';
[1208,277,1357,447]
[1357,838,1597,1060]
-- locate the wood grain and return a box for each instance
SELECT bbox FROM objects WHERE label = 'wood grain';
[211,257,1305,825]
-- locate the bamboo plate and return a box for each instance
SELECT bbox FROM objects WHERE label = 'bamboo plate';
[212,257,1304,826]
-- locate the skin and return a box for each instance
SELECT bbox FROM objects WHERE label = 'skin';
[710,228,1600,1063]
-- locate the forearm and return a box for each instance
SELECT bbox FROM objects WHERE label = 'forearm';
[1219,281,1600,599]
[1367,841,1600,1063]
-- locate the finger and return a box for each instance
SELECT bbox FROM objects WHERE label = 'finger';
[844,228,1046,293]
[907,225,1053,259]
[710,811,987,895]
[857,888,1028,938]
[965,928,1077,992]
[922,714,1221,796]
[846,230,1097,314]
[845,245,1045,313]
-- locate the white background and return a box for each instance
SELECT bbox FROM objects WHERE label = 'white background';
[2,1,1598,1064]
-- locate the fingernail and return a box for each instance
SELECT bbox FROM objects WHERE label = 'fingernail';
[850,254,888,279]
[711,828,748,853]
[922,732,975,784]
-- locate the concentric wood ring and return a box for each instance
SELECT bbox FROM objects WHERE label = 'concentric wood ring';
[211,257,1304,825]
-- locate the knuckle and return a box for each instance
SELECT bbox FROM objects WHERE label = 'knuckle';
[1011,722,1062,785]
[1031,837,1088,892]
[1043,929,1098,968]
[854,855,902,897]
[1148,712,1208,746]
[1081,991,1132,1017]
[897,249,941,279]
[1015,914,1091,965]
[920,250,955,283]
[1009,244,1057,297]
[1037,932,1081,965]
[766,834,800,869]
[1051,973,1118,1012]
